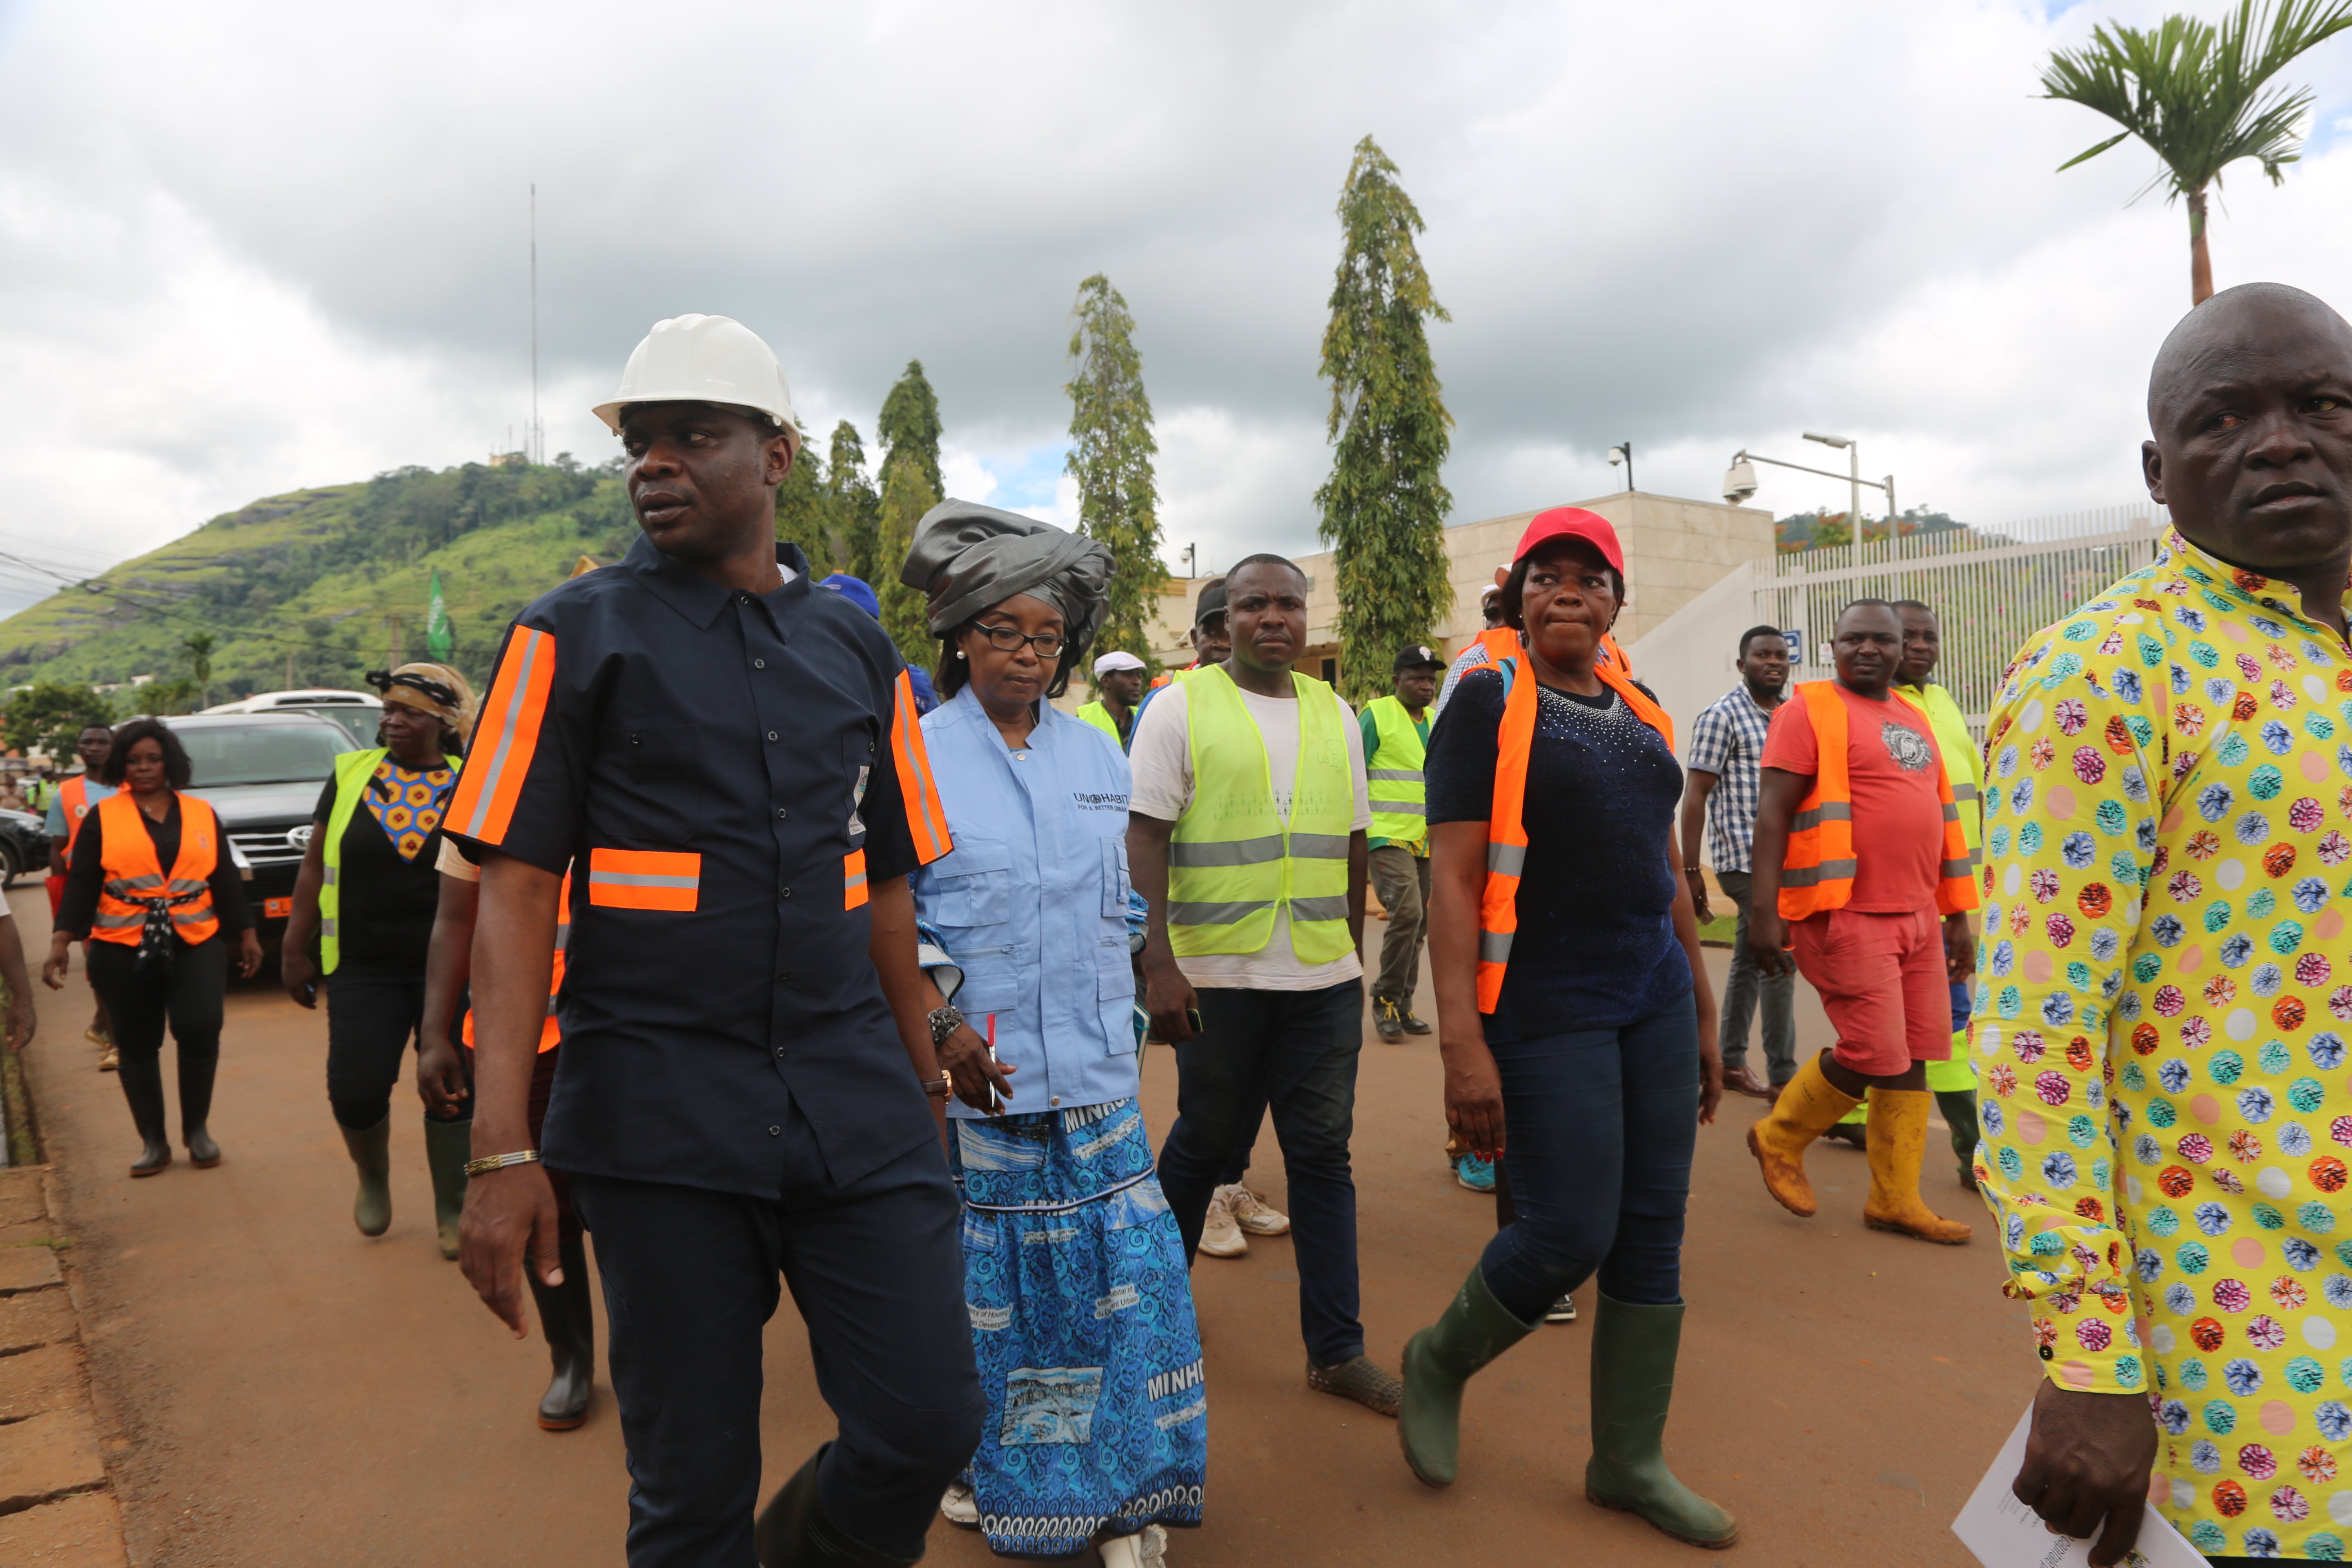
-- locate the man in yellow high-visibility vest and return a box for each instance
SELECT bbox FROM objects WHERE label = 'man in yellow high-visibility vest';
[1361,643,1441,1042]
[1076,650,1146,747]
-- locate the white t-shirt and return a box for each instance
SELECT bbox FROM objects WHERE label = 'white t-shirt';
[1127,678,1372,991]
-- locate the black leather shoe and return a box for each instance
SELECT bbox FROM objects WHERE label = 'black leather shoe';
[185,1125,221,1168]
[1400,1010,1433,1035]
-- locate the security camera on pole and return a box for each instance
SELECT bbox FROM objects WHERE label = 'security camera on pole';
[1721,436,1897,539]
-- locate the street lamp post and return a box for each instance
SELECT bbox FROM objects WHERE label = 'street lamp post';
[1722,440,1898,536]
[1607,441,1634,493]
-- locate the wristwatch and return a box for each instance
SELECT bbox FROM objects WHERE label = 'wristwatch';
[927,1004,966,1047]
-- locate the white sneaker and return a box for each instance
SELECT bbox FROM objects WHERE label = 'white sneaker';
[1100,1524,1168,1567]
[1219,1183,1290,1236]
[1198,1191,1249,1258]
[940,1478,978,1527]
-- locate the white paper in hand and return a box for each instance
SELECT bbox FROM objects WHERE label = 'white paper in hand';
[1951,1405,2209,1568]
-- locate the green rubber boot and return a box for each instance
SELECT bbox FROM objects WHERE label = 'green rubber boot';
[1398,1264,1539,1487]
[1584,1293,1738,1549]
[422,1114,472,1260]
[340,1115,392,1238]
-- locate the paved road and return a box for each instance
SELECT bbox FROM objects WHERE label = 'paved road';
[14,883,2036,1566]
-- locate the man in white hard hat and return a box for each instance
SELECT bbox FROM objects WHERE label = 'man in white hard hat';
[1076,650,1146,747]
[450,314,980,1567]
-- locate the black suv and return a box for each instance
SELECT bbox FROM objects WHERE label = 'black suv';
[164,713,359,945]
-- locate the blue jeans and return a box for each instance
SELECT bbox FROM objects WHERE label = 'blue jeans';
[1157,980,1365,1366]
[1478,996,1699,1323]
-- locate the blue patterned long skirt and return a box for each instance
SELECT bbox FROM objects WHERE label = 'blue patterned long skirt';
[951,1097,1207,1558]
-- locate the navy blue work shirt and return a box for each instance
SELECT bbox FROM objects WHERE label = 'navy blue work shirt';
[446,535,953,1195]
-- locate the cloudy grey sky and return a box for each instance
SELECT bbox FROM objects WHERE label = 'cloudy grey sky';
[4,0,2351,613]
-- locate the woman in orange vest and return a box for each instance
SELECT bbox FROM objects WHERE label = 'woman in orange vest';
[43,719,263,1176]
[1396,508,1735,1550]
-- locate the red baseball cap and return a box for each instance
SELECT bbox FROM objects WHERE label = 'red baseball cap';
[1512,507,1624,573]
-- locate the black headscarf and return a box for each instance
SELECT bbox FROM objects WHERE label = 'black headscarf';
[900,500,1114,659]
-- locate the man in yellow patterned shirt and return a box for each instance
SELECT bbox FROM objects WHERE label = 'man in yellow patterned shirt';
[1979,283,2352,1567]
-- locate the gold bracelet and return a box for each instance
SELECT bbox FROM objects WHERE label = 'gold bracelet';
[463,1149,541,1176]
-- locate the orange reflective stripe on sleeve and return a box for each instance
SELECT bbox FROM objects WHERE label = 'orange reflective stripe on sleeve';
[586,847,699,911]
[450,625,557,847]
[889,670,953,866]
[844,849,869,910]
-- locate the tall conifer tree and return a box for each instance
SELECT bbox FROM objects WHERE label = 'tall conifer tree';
[1314,135,1454,706]
[877,361,945,505]
[825,421,883,583]
[1064,275,1163,670]
[874,450,940,670]
[774,434,838,577]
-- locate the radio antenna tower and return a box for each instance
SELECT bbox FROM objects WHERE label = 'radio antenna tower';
[529,183,541,465]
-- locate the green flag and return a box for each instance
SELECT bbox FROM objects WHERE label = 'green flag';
[425,569,453,662]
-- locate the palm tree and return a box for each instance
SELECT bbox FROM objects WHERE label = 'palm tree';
[181,631,216,710]
[2042,0,2352,304]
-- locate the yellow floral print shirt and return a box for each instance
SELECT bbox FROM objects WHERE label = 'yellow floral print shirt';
[1977,528,2352,1559]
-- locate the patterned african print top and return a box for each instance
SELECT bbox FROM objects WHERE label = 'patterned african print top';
[1976,526,2352,1559]
[366,760,456,861]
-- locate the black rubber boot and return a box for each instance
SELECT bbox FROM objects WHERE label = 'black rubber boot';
[339,1116,392,1236]
[118,1051,172,1177]
[1584,1293,1739,1548]
[180,1038,221,1167]
[754,1444,920,1567]
[422,1114,471,1259]
[1398,1264,1539,1486]
[527,1229,594,1430]
[1935,1088,1982,1187]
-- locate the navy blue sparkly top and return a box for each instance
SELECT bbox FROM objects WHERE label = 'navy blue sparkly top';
[1424,668,1692,1042]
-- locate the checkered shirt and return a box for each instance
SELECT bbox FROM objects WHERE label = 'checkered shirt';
[1684,684,1777,873]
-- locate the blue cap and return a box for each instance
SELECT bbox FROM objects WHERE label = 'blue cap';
[819,573,881,620]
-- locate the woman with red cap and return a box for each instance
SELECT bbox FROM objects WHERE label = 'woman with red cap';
[1396,508,1735,1548]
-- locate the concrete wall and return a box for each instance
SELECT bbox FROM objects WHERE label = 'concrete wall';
[1617,557,1767,747]
[1062,489,1775,707]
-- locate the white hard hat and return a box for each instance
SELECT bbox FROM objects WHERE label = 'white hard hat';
[593,314,802,452]
[1093,650,1146,677]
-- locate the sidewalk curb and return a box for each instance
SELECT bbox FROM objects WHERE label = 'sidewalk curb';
[0,1164,129,1567]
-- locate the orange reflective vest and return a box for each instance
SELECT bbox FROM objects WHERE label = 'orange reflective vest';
[463,868,571,1054]
[1463,638,1675,1013]
[89,791,222,947]
[1777,680,1978,922]
[57,775,105,868]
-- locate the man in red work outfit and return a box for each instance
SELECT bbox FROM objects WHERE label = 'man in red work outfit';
[1741,598,1977,1245]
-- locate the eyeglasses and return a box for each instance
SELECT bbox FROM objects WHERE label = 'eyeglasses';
[974,625,1065,658]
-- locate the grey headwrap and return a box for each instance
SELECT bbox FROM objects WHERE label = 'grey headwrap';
[900,499,1114,653]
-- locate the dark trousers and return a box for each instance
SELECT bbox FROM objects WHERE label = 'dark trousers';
[1713,869,1796,1085]
[1477,997,1699,1322]
[1157,979,1365,1366]
[1368,845,1431,1008]
[325,967,427,1131]
[87,936,225,1138]
[570,1107,982,1567]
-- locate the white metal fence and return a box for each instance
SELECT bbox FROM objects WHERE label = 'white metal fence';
[1629,502,2168,746]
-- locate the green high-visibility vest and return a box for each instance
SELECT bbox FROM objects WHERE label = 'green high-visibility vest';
[1361,694,1429,851]
[1075,701,1124,745]
[319,747,461,975]
[1169,666,1352,963]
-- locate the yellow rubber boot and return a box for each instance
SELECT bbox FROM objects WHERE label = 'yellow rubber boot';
[1744,1053,1861,1218]
[1861,1089,1972,1245]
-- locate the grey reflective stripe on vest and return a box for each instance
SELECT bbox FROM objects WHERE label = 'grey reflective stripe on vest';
[552,921,570,952]
[1780,859,1858,887]
[1289,895,1349,923]
[103,874,165,896]
[1479,929,1514,963]
[1171,835,1284,868]
[1487,841,1525,876]
[1942,859,1973,880]
[1370,800,1426,817]
[1366,769,1424,783]
[322,918,337,938]
[1168,899,1276,926]
[1951,781,1979,802]
[1791,802,1853,831]
[323,864,338,886]
[1287,833,1351,860]
[91,910,145,929]
[1941,801,1961,821]
[588,869,699,891]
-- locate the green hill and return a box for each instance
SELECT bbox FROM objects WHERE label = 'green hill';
[0,457,646,704]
